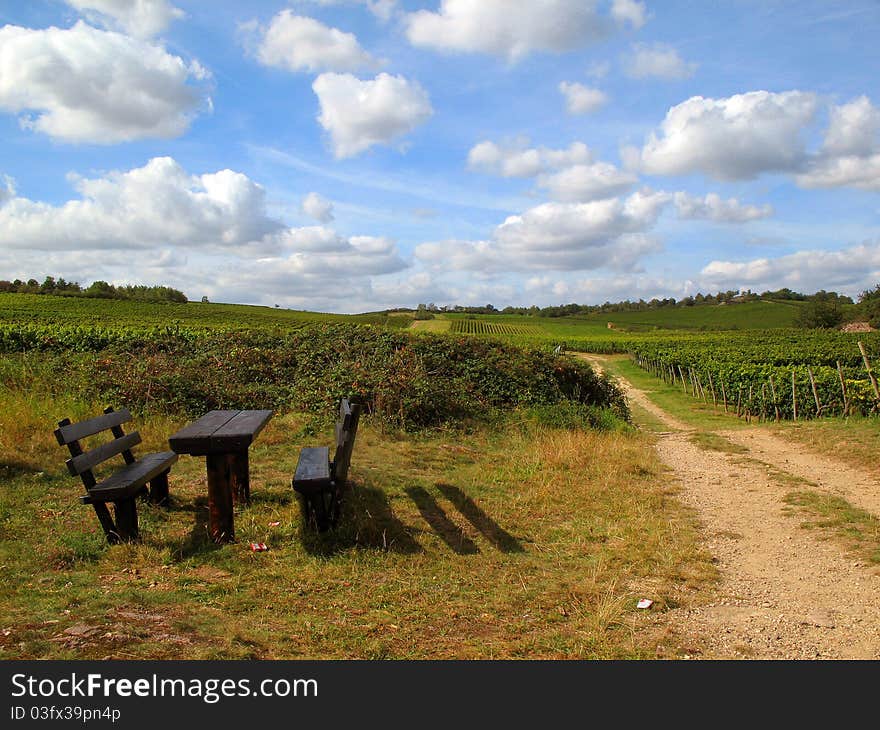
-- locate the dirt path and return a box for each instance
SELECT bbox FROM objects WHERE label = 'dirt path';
[580,354,880,659]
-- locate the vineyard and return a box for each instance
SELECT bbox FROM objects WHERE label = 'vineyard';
[624,331,880,420]
[450,319,545,337]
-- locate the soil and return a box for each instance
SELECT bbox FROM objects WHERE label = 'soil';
[583,355,880,659]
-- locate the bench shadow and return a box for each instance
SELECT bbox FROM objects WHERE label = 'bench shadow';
[300,483,423,557]
[435,483,525,553]
[170,497,223,559]
[1,460,42,478]
[405,486,480,555]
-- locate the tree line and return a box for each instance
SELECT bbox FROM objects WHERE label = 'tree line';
[0,276,188,303]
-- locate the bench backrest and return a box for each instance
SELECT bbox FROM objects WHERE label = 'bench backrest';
[54,406,140,489]
[331,398,361,488]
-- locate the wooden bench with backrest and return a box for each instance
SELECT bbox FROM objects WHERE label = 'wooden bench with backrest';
[292,398,362,531]
[54,406,179,543]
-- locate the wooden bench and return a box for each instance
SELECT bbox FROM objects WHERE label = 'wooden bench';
[292,399,362,531]
[54,406,179,544]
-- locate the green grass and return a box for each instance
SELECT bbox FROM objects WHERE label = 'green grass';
[783,491,880,564]
[0,391,716,659]
[588,355,750,431]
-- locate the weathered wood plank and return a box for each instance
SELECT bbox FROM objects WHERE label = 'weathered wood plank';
[210,410,273,452]
[54,408,132,446]
[81,451,178,502]
[168,410,238,454]
[206,453,235,543]
[66,431,142,476]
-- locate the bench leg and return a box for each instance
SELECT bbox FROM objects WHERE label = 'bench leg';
[149,469,170,506]
[112,498,139,542]
[206,453,235,543]
[92,503,120,545]
[230,451,249,506]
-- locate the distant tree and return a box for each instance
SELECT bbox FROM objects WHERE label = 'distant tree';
[202,296,210,303]
[414,303,434,320]
[858,283,880,327]
[795,299,844,329]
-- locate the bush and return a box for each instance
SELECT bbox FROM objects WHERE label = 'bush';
[67,324,627,430]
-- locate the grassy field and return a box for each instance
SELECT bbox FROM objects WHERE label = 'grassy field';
[0,391,714,659]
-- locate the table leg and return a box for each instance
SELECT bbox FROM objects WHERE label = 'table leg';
[206,453,235,543]
[230,450,250,506]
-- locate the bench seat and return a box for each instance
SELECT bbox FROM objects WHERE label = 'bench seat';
[292,446,331,496]
[80,451,179,504]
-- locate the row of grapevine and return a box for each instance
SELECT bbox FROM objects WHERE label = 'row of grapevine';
[630,335,880,419]
[449,319,544,336]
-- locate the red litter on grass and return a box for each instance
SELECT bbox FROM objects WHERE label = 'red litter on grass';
[249,542,269,552]
[636,598,653,609]
[268,521,281,527]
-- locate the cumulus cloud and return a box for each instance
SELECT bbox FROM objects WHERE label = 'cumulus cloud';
[405,0,609,62]
[0,22,210,144]
[467,140,591,178]
[638,90,818,180]
[700,241,880,294]
[796,96,880,190]
[65,0,184,38]
[301,192,335,222]
[624,42,697,80]
[558,82,607,115]
[310,0,399,22]
[0,157,409,310]
[673,192,773,223]
[537,163,638,202]
[0,157,283,252]
[415,190,670,273]
[611,0,647,29]
[312,72,433,158]
[245,11,378,73]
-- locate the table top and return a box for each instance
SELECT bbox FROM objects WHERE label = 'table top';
[168,409,273,456]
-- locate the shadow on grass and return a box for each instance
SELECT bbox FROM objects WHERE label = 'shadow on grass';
[405,486,479,555]
[170,497,224,560]
[301,483,423,557]
[435,483,525,553]
[0,460,43,478]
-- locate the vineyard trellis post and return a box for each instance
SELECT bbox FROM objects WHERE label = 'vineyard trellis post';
[791,369,798,421]
[768,374,780,422]
[836,360,849,416]
[807,366,822,417]
[858,341,880,403]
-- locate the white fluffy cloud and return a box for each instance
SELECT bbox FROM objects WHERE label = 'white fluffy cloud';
[700,241,880,293]
[558,82,607,115]
[301,192,335,223]
[405,0,609,62]
[65,0,184,38]
[673,192,773,223]
[624,42,697,80]
[467,140,591,178]
[638,91,818,180]
[537,163,638,202]
[0,157,409,308]
[312,72,433,158]
[796,96,880,190]
[0,22,210,144]
[246,11,377,73]
[0,157,282,252]
[467,139,634,201]
[611,0,647,29]
[309,1,399,22]
[416,190,669,273]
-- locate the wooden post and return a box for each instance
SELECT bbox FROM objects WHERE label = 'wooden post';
[206,453,235,543]
[721,379,728,413]
[761,383,767,422]
[837,360,849,416]
[769,374,780,422]
[791,370,798,421]
[736,388,742,417]
[858,341,880,402]
[747,385,753,423]
[707,371,717,409]
[148,470,170,506]
[677,365,687,393]
[807,366,822,416]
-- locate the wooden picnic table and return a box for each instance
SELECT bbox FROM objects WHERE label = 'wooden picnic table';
[168,409,273,543]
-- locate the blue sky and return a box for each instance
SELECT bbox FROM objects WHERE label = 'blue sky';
[1,0,878,312]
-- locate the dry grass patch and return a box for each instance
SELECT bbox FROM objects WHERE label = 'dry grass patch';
[0,391,714,659]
